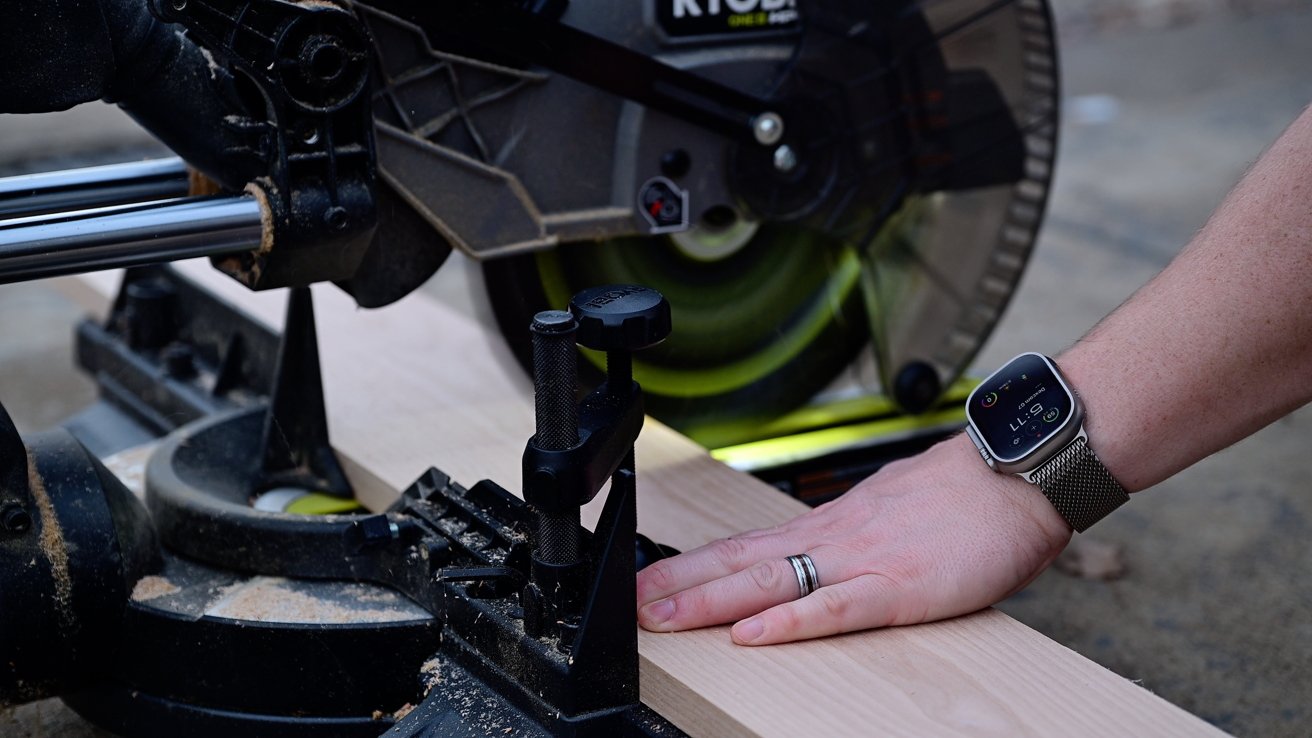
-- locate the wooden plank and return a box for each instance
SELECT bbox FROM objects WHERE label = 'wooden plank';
[59,264,1226,737]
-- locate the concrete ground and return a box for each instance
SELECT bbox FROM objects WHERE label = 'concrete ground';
[1,2,1310,736]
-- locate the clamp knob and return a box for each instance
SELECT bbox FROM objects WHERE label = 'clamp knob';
[569,285,671,353]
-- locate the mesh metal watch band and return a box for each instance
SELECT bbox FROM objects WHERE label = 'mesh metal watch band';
[1029,436,1129,532]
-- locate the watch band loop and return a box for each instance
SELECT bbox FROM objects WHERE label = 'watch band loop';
[1030,436,1129,532]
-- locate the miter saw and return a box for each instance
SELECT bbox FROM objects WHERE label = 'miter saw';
[0,0,1058,735]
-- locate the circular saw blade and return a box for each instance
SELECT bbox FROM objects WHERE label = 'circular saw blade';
[856,0,1060,415]
[482,0,1058,448]
[484,222,871,447]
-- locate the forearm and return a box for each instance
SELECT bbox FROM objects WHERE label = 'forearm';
[1059,104,1312,491]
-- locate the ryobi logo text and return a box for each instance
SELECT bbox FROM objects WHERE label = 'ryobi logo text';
[672,0,797,19]
[658,0,800,38]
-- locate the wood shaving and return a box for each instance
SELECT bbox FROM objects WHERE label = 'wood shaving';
[131,575,181,602]
[419,657,442,695]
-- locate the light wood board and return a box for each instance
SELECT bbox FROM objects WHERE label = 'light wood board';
[57,265,1226,737]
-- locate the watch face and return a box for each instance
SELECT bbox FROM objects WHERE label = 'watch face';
[967,353,1075,464]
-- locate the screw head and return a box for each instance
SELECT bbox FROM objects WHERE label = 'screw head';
[324,206,349,230]
[773,144,799,173]
[2,505,31,533]
[660,149,691,179]
[752,113,785,146]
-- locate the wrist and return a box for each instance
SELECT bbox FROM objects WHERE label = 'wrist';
[943,433,1073,538]
[1052,349,1149,492]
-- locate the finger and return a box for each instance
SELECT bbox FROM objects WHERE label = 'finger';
[730,573,907,646]
[638,549,833,632]
[731,524,791,539]
[737,508,830,538]
[636,531,812,605]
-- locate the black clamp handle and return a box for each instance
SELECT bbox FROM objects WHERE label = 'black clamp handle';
[522,285,670,563]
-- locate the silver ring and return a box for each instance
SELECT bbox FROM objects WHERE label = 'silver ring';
[785,553,820,600]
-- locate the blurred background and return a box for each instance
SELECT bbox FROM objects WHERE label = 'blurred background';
[1,0,1310,735]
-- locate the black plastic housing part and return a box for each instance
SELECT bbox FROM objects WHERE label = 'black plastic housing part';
[0,403,159,707]
[146,0,380,291]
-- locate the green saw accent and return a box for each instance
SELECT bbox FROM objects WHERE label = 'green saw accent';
[711,404,968,471]
[285,493,365,515]
[535,244,864,398]
[741,376,978,442]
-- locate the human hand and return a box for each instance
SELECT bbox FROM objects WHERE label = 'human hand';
[635,435,1073,645]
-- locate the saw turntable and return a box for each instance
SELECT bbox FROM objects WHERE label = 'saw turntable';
[0,0,1057,735]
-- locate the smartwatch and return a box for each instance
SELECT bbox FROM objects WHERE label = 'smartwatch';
[964,353,1128,532]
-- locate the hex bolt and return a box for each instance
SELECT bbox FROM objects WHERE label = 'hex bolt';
[773,144,799,173]
[752,112,785,146]
[1,505,32,533]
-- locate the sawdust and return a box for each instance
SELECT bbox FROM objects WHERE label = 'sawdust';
[211,181,274,285]
[356,588,402,604]
[27,452,75,632]
[393,703,416,720]
[371,702,416,722]
[205,577,423,624]
[369,659,440,724]
[419,657,442,694]
[188,167,223,197]
[242,181,275,255]
[100,445,153,500]
[131,575,181,602]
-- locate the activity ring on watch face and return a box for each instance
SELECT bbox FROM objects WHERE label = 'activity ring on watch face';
[966,353,1076,465]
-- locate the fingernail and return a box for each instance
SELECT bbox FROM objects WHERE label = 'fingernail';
[733,618,764,644]
[641,598,676,627]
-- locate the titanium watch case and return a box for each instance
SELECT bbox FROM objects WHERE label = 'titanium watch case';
[964,352,1085,480]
